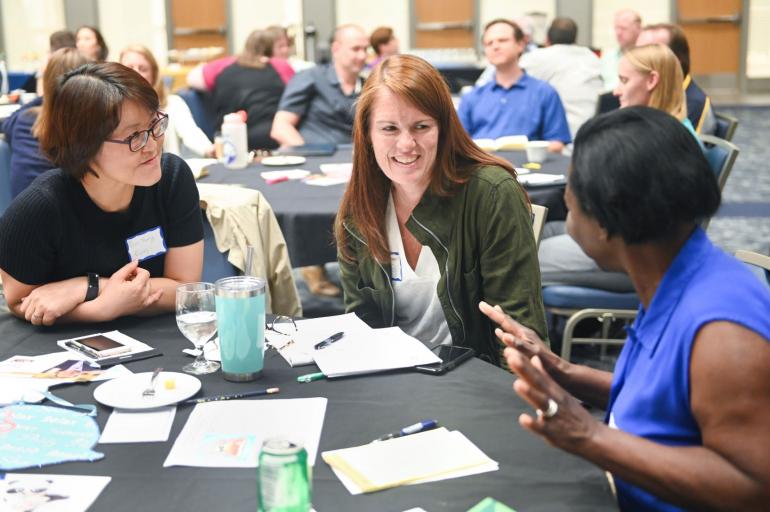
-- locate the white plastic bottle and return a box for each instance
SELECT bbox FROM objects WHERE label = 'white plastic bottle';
[221,110,248,169]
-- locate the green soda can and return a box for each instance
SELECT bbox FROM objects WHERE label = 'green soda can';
[257,439,311,512]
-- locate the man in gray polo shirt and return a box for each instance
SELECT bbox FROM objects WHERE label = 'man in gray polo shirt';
[271,24,368,146]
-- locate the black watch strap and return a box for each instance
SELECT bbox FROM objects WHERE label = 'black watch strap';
[85,272,99,301]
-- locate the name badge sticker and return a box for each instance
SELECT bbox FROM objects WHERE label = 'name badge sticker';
[390,252,403,282]
[126,227,167,262]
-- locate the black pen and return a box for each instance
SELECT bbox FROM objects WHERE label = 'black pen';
[314,331,344,350]
[183,387,280,404]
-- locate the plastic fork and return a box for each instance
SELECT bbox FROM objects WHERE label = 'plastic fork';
[142,367,163,397]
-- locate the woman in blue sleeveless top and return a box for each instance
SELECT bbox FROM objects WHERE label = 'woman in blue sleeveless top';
[482,107,770,511]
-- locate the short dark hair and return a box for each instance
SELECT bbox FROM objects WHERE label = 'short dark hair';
[49,30,76,52]
[37,62,159,180]
[77,26,109,61]
[370,26,394,56]
[643,23,690,76]
[570,106,719,244]
[548,17,578,45]
[482,19,524,43]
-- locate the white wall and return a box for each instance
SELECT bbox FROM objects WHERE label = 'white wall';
[336,0,410,49]
[592,0,670,50]
[97,0,167,64]
[2,0,65,71]
[747,0,770,78]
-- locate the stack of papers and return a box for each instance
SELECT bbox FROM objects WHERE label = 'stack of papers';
[323,427,498,494]
[265,313,441,376]
[517,173,565,186]
[164,398,327,468]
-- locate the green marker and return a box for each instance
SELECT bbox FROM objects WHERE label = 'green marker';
[297,372,326,383]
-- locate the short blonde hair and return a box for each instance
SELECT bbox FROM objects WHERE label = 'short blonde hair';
[624,43,686,121]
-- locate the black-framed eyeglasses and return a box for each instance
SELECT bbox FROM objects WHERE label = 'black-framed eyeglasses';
[105,111,169,152]
[266,315,298,352]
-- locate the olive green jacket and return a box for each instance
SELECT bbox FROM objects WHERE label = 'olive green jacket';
[338,166,548,367]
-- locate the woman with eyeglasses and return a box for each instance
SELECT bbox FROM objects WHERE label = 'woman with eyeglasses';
[0,63,204,326]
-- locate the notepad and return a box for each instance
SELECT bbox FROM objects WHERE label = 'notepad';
[473,135,529,151]
[312,326,441,378]
[516,173,566,186]
[322,427,497,493]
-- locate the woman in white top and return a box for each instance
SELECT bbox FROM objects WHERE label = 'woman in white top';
[120,45,214,158]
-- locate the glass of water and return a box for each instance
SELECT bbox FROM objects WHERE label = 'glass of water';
[176,282,220,375]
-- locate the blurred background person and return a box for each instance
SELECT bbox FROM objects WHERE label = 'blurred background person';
[636,23,716,135]
[3,48,87,198]
[75,25,108,62]
[519,17,602,140]
[600,9,641,91]
[367,26,399,71]
[36,30,76,95]
[187,25,296,92]
[120,45,215,157]
[212,28,293,150]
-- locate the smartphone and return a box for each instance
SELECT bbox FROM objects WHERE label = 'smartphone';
[414,345,475,375]
[68,335,131,358]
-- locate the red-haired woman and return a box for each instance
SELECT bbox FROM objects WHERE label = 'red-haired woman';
[334,54,547,366]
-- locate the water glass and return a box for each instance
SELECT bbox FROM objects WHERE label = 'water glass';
[176,282,220,375]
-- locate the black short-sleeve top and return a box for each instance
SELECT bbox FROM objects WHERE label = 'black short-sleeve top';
[0,153,203,285]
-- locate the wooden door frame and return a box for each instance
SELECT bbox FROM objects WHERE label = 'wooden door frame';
[164,0,233,57]
[671,0,749,93]
[409,0,480,52]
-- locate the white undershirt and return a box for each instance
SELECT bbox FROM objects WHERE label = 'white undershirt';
[386,194,452,346]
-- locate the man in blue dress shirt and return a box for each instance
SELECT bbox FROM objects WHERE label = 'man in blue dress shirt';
[458,19,571,153]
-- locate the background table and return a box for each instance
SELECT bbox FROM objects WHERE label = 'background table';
[0,313,617,512]
[199,149,568,267]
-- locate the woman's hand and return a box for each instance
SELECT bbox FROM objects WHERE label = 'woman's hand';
[96,261,163,320]
[479,301,565,378]
[19,280,85,325]
[507,349,599,454]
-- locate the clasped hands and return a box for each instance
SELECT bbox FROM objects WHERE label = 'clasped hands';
[19,261,162,325]
[478,301,598,454]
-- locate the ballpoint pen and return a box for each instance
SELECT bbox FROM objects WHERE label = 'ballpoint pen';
[314,331,344,350]
[183,387,280,404]
[374,419,439,442]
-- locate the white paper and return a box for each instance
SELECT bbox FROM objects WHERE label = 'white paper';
[265,313,372,367]
[99,406,176,443]
[260,169,310,180]
[56,331,155,365]
[163,398,327,468]
[0,352,131,405]
[517,173,565,185]
[0,473,111,512]
[303,175,349,187]
[319,162,353,178]
[185,157,218,179]
[323,428,497,494]
[312,327,441,378]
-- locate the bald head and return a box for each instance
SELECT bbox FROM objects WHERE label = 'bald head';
[614,9,642,50]
[332,24,368,77]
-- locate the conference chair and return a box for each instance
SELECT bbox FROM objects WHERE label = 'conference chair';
[176,88,217,140]
[543,135,740,361]
[714,112,739,142]
[735,249,770,287]
[531,204,548,248]
[0,139,12,216]
[700,134,740,230]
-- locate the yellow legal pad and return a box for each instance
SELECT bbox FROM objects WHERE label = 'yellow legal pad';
[322,427,497,493]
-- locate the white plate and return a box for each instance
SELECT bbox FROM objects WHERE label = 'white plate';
[262,155,307,166]
[93,371,201,410]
